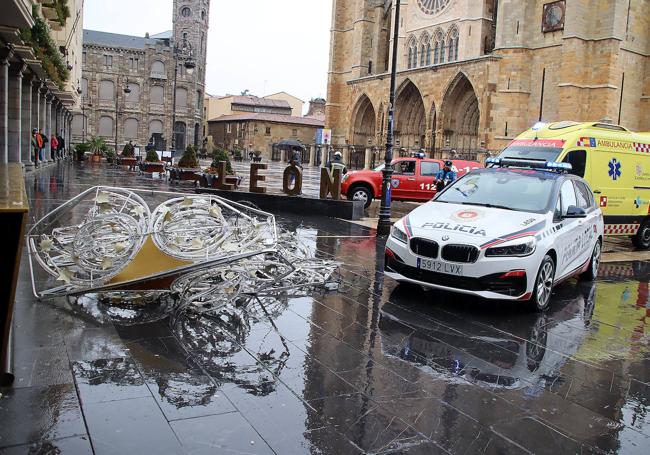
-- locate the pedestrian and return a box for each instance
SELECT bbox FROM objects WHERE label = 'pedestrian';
[50,134,59,161]
[57,131,65,159]
[435,160,457,192]
[31,129,40,167]
[327,151,347,177]
[39,129,48,162]
[36,129,45,163]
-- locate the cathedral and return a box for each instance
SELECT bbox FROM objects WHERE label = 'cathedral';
[325,0,650,157]
[72,0,210,152]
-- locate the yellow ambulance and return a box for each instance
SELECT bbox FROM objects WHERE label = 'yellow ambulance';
[498,121,650,248]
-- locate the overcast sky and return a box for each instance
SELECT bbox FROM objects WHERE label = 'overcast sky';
[83,0,332,112]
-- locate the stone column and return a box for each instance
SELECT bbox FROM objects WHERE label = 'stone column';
[21,75,33,165]
[309,145,316,166]
[364,147,372,169]
[46,95,52,161]
[0,53,9,163]
[7,64,24,163]
[41,88,48,162]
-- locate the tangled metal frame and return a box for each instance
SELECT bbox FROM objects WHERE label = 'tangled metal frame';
[27,186,339,308]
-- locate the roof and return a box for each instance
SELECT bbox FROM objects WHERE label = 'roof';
[231,96,291,109]
[150,30,172,39]
[264,91,305,102]
[208,113,324,127]
[83,29,169,50]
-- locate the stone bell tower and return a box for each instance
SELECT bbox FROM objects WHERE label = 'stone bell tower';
[172,0,210,147]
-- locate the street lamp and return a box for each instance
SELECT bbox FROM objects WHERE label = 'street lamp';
[115,76,131,156]
[171,35,196,154]
[377,0,401,236]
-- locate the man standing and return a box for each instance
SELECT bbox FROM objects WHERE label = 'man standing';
[435,160,457,191]
[38,129,47,162]
[57,131,65,159]
[328,151,347,176]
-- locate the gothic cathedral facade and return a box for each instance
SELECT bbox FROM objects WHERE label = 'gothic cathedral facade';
[326,0,650,155]
[73,0,210,152]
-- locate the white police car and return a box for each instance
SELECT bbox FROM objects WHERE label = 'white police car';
[385,158,604,311]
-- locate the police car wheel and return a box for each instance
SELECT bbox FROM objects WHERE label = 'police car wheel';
[579,240,601,281]
[531,255,555,312]
[349,186,372,208]
[632,220,650,250]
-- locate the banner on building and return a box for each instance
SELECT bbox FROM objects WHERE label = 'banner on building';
[316,129,332,145]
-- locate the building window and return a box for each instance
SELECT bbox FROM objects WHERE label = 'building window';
[292,129,298,137]
[181,6,191,17]
[82,52,86,64]
[99,80,115,100]
[150,85,164,105]
[201,9,206,20]
[129,58,139,70]
[447,28,459,62]
[425,43,431,65]
[104,55,113,67]
[265,127,271,136]
[434,30,444,64]
[227,123,231,133]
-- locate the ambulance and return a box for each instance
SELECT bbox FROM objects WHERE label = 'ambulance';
[498,122,650,249]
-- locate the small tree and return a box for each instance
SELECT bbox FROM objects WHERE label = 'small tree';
[122,142,135,157]
[145,149,160,162]
[177,144,199,168]
[88,136,107,156]
[211,146,233,174]
[74,142,90,161]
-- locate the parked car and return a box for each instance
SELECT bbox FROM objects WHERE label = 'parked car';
[384,158,604,311]
[341,157,481,208]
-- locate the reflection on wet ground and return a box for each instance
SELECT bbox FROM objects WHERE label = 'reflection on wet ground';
[2,162,650,454]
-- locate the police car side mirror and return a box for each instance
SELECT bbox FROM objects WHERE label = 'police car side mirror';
[563,205,587,219]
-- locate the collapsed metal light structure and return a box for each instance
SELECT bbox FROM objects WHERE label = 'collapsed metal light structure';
[27,186,339,310]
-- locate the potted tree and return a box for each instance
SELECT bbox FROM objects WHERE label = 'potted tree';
[140,148,165,174]
[88,136,107,163]
[170,144,202,182]
[73,142,90,161]
[120,141,137,169]
[105,148,117,164]
[200,147,241,189]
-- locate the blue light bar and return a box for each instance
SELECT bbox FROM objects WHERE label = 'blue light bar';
[532,122,548,131]
[545,161,572,171]
[485,157,501,165]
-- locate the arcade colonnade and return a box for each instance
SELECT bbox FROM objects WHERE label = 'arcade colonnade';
[0,46,73,166]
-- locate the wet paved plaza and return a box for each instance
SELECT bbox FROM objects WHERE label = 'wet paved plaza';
[2,162,650,454]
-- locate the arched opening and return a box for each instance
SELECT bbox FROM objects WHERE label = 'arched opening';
[194,123,200,147]
[174,121,186,152]
[441,73,480,154]
[395,80,426,153]
[350,95,376,169]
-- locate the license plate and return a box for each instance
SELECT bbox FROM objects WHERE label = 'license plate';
[417,258,463,275]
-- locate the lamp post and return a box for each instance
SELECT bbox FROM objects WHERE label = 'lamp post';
[114,76,131,156]
[377,0,402,236]
[171,35,196,154]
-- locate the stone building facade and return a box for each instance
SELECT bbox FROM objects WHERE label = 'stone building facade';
[207,113,324,162]
[326,0,650,160]
[73,0,210,153]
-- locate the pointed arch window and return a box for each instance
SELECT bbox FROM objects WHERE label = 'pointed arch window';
[433,31,444,64]
[425,42,431,65]
[448,28,459,62]
[407,38,418,69]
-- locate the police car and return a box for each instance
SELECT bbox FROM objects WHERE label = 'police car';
[385,158,604,311]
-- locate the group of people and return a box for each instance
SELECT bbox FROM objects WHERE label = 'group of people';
[31,129,66,167]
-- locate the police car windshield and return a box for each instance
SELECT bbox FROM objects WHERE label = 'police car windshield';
[498,146,563,162]
[435,171,556,213]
